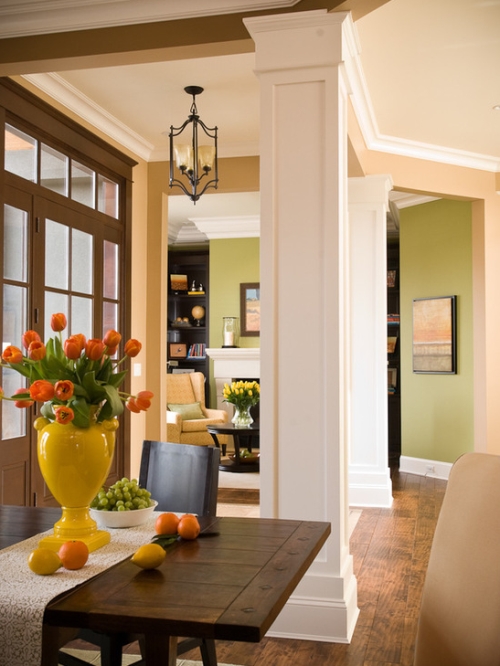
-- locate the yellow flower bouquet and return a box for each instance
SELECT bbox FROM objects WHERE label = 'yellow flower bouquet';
[222,380,260,409]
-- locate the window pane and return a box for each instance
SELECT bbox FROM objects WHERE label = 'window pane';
[44,292,68,342]
[71,161,95,208]
[4,204,28,282]
[4,124,37,182]
[72,229,93,295]
[1,374,27,440]
[45,219,69,290]
[41,143,68,196]
[97,175,119,218]
[103,241,119,299]
[71,296,93,341]
[2,284,27,440]
[103,301,118,336]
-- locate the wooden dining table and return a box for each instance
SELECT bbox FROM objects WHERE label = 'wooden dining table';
[0,505,330,666]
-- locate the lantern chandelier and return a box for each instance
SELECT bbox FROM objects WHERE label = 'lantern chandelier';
[169,86,219,203]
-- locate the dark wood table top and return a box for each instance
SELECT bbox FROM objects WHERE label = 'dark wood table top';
[42,514,330,666]
[206,422,260,435]
[0,506,330,666]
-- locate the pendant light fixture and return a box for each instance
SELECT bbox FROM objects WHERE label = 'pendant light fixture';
[169,86,218,203]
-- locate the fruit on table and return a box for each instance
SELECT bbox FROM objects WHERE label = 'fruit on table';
[28,548,62,575]
[58,540,89,570]
[131,543,166,569]
[155,512,180,536]
[91,477,153,511]
[177,514,200,540]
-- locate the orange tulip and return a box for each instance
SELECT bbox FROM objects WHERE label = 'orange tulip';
[85,338,105,361]
[22,330,41,350]
[51,313,67,332]
[54,380,74,401]
[54,405,74,424]
[136,390,154,410]
[124,339,142,358]
[29,380,55,402]
[106,346,118,357]
[28,341,46,361]
[13,388,34,408]
[2,345,23,364]
[103,329,121,349]
[125,397,141,413]
[64,336,82,360]
[73,333,86,351]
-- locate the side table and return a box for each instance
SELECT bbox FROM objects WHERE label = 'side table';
[206,422,260,473]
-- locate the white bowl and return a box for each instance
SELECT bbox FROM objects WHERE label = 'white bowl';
[90,501,158,528]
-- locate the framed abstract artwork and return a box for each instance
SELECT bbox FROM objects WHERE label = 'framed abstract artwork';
[412,296,457,374]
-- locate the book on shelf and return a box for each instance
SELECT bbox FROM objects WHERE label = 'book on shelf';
[387,314,400,324]
[187,343,206,359]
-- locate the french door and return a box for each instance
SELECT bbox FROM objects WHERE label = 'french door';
[1,184,125,507]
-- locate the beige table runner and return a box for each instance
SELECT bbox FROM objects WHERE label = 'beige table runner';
[0,514,160,666]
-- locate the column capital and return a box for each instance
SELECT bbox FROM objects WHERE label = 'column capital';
[243,9,359,71]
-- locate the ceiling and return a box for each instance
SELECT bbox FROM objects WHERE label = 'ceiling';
[4,0,500,242]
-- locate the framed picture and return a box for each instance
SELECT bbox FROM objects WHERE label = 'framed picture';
[170,274,188,293]
[387,269,397,288]
[412,296,457,374]
[169,343,187,358]
[240,282,260,336]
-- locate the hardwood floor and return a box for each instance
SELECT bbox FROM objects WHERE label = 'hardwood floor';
[178,468,447,666]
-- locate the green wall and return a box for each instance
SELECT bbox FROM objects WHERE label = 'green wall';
[400,199,474,463]
[208,237,260,404]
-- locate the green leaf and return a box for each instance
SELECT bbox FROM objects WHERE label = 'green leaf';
[71,397,91,428]
[100,384,124,420]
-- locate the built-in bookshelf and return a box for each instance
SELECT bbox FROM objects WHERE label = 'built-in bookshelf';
[167,250,210,405]
[387,240,401,466]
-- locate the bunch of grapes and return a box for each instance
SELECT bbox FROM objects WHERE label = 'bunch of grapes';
[91,477,154,511]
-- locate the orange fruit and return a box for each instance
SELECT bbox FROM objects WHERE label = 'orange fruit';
[177,514,200,540]
[155,512,180,536]
[58,540,89,570]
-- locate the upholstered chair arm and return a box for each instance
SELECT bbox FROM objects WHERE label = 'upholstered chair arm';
[166,410,182,442]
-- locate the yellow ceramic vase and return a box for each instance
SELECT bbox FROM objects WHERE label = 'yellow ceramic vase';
[35,416,117,552]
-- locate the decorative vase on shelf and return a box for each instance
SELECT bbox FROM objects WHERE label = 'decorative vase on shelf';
[231,404,254,428]
[35,416,118,553]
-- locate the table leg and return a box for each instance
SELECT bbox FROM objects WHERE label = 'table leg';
[142,633,177,666]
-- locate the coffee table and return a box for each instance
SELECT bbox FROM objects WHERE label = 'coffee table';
[206,422,260,472]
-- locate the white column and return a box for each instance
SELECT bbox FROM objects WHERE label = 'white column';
[348,176,393,507]
[244,10,359,642]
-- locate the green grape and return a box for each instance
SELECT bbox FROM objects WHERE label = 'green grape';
[91,479,155,511]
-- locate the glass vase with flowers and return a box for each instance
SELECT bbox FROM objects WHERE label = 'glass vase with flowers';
[223,380,260,428]
[0,313,153,551]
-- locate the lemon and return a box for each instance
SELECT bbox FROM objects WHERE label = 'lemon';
[131,543,166,569]
[28,548,62,575]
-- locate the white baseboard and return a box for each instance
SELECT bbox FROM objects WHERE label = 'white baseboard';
[399,455,452,481]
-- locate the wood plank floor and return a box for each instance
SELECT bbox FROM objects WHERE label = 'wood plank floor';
[178,468,447,666]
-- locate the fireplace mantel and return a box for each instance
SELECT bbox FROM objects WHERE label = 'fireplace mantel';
[206,348,260,413]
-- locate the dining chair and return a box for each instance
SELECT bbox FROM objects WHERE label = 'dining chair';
[58,441,220,666]
[413,452,500,666]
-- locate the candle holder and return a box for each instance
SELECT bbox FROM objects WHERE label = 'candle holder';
[222,317,239,348]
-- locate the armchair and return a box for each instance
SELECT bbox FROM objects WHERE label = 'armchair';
[167,372,228,447]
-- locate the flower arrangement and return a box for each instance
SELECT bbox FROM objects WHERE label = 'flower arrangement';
[222,380,260,409]
[0,313,153,428]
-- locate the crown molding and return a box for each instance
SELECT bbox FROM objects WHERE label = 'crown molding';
[22,73,154,161]
[0,0,300,39]
[192,215,260,239]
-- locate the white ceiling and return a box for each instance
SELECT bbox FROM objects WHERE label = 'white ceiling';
[5,0,500,241]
